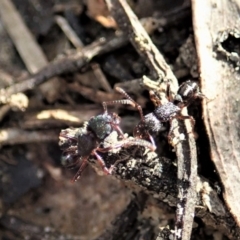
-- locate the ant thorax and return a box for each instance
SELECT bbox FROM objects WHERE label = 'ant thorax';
[154,102,181,122]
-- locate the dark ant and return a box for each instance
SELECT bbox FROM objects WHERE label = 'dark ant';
[59,89,156,182]
[116,80,204,145]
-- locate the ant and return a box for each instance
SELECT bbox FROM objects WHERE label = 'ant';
[115,80,204,145]
[59,89,156,182]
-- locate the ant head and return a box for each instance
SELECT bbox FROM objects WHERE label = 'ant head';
[88,114,113,140]
[174,80,204,108]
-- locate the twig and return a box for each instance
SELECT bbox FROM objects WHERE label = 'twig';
[105,1,197,239]
[21,107,102,129]
[114,79,143,94]
[91,63,112,93]
[55,15,84,49]
[106,0,178,83]
[0,0,47,74]
[0,35,128,103]
[0,105,11,122]
[55,15,112,93]
[0,128,58,146]
[192,0,240,228]
[0,0,62,103]
[68,82,147,106]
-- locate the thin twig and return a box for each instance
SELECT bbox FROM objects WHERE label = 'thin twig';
[55,15,84,49]
[192,0,240,228]
[55,15,113,93]
[91,63,112,93]
[0,128,58,146]
[0,35,128,103]
[0,0,47,74]
[21,107,102,129]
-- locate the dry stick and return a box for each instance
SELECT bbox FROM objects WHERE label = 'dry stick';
[192,0,240,228]
[105,1,197,239]
[0,35,128,103]
[55,15,112,93]
[106,0,177,84]
[55,15,84,49]
[0,0,47,74]
[0,0,61,103]
[21,107,102,129]
[21,110,138,133]
[1,114,138,147]
[91,62,112,93]
[0,128,58,146]
[68,83,124,103]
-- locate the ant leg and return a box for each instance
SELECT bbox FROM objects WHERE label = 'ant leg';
[103,87,144,120]
[177,114,197,139]
[149,80,174,106]
[166,80,174,102]
[177,114,196,128]
[104,87,157,150]
[149,90,162,107]
[184,92,206,107]
[97,136,156,153]
[102,91,144,122]
[113,138,156,151]
[93,150,112,175]
[115,87,144,121]
[59,130,78,142]
[62,146,78,153]
[121,138,156,151]
[146,133,157,151]
[102,99,133,114]
[114,124,125,138]
[71,156,88,182]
